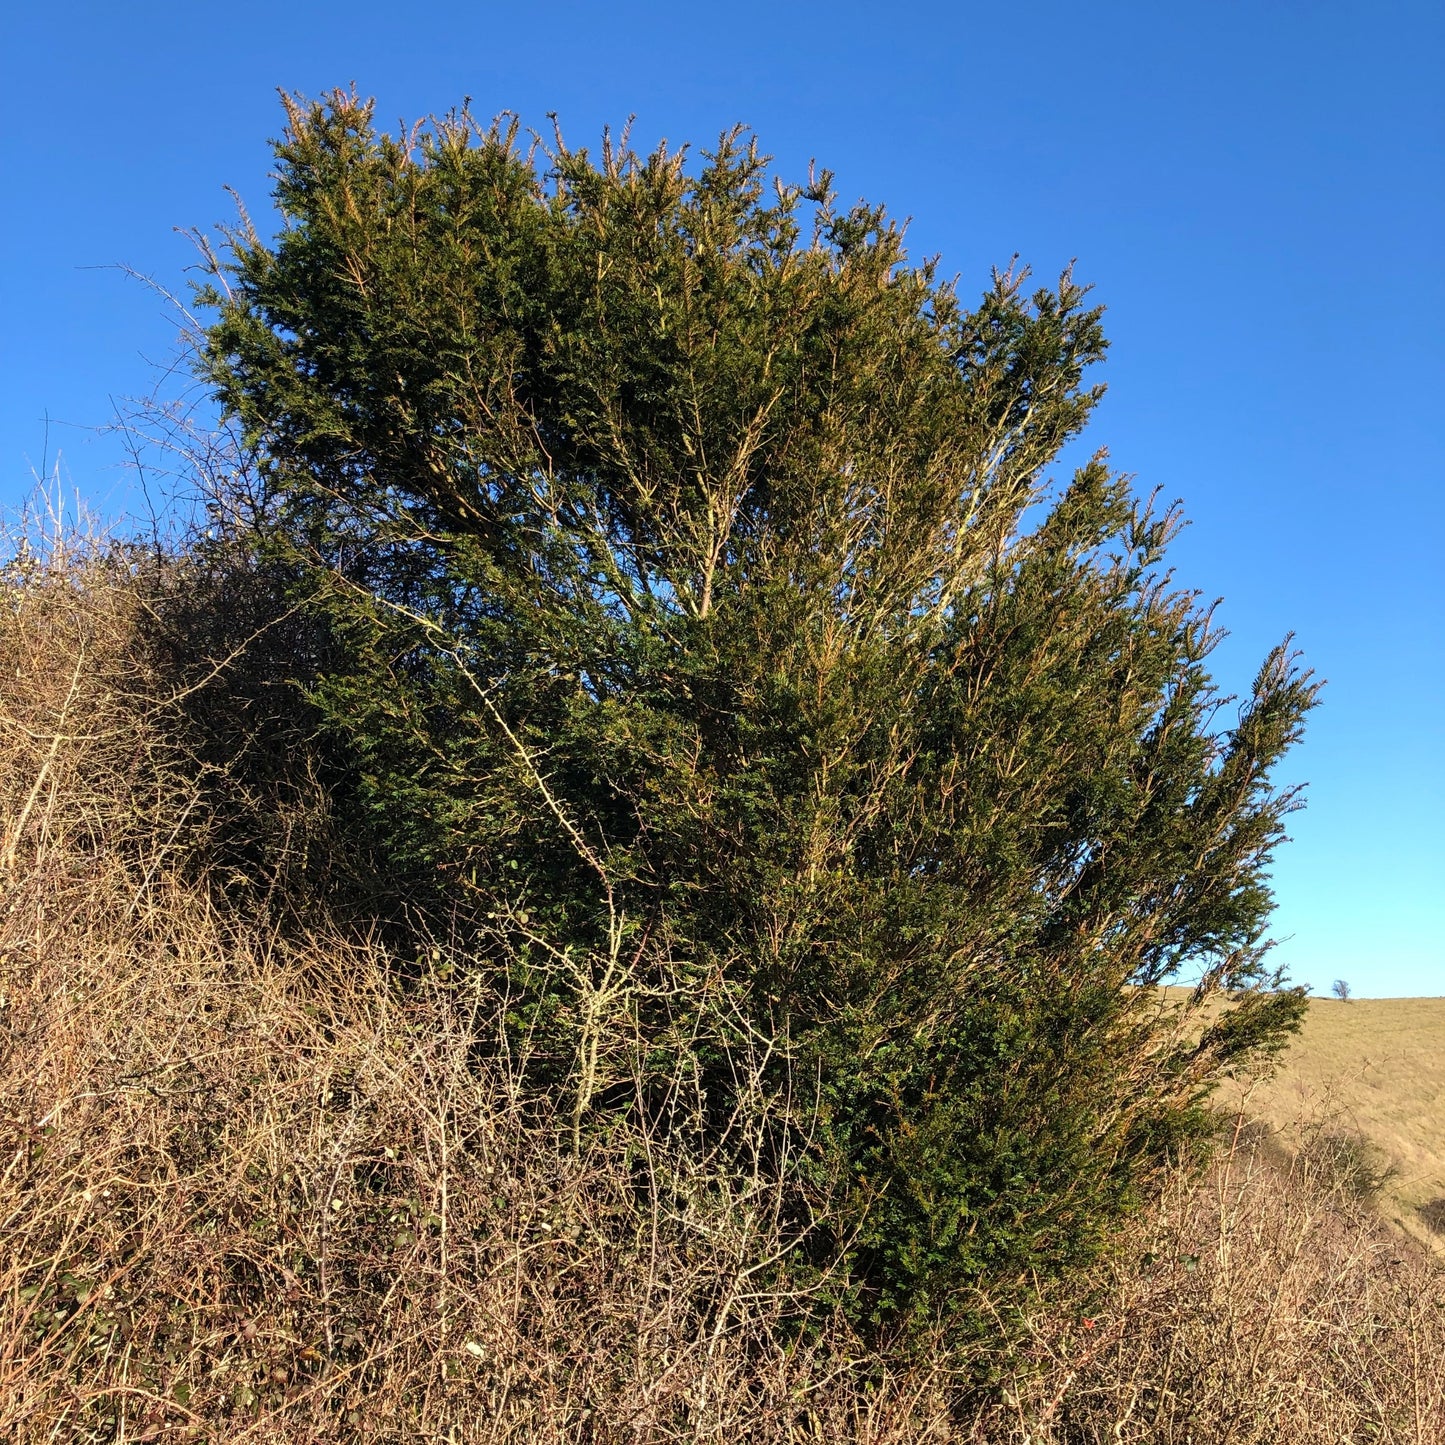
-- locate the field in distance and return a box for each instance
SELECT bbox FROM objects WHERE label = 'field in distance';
[1224,994,1445,1254]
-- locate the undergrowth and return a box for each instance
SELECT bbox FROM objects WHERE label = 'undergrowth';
[2,526,1440,1442]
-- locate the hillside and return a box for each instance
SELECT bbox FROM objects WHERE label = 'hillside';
[1232,995,1445,1254]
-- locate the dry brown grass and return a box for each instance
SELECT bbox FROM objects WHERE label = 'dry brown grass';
[2,529,1441,1442]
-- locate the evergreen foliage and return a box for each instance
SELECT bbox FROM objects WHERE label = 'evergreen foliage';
[196,91,1315,1333]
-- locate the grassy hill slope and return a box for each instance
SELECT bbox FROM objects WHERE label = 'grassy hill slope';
[1232,995,1445,1254]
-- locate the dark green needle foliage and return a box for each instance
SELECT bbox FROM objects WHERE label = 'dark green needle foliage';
[197,90,1315,1336]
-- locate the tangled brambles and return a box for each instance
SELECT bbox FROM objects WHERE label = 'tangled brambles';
[2,520,1439,1442]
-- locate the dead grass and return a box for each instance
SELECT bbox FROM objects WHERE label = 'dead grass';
[2,869,970,1442]
[2,528,1441,1442]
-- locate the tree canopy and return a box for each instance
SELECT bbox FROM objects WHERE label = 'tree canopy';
[196,91,1315,1332]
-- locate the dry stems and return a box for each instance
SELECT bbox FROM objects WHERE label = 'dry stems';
[2,532,1440,1443]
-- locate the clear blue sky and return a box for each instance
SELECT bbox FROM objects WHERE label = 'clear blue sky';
[3,2,1440,995]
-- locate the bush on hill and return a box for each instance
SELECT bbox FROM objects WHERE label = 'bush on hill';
[180,91,1316,1333]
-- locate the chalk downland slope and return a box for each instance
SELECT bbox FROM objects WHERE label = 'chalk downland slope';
[1231,995,1445,1256]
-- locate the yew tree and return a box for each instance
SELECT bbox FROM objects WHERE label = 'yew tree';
[197,92,1315,1329]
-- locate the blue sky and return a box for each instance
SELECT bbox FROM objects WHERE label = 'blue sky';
[2,2,1440,995]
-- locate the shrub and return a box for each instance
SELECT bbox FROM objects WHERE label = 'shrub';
[187,90,1317,1334]
[1298,1125,1399,1203]
[0,532,945,1440]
